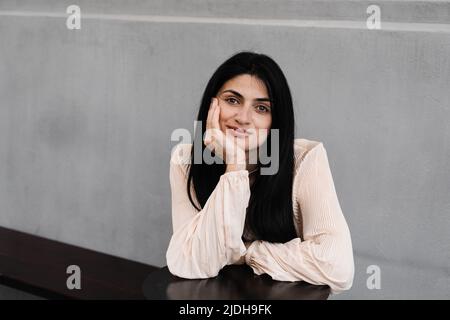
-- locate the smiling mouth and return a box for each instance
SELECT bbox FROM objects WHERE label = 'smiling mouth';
[226,126,249,137]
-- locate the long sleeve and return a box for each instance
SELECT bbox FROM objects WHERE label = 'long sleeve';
[244,142,354,293]
[166,143,251,278]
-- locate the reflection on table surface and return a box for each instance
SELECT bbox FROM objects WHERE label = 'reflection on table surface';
[143,265,330,300]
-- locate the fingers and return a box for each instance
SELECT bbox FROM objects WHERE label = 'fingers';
[207,97,220,129]
[206,98,216,130]
[204,97,223,154]
[204,98,217,146]
[212,98,220,129]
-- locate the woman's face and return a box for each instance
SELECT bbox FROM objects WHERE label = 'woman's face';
[216,74,272,152]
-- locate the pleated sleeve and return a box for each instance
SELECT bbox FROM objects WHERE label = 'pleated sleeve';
[166,143,251,278]
[244,142,354,293]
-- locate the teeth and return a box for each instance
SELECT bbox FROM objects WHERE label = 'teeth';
[227,126,247,134]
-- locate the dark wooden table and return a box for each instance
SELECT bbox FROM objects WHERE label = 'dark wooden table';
[143,265,330,300]
[0,226,158,299]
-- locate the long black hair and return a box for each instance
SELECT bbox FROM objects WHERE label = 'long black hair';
[187,51,297,243]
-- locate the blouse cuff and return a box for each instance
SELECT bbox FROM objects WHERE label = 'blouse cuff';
[245,240,261,266]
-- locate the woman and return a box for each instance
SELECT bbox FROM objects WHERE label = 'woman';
[166,51,354,293]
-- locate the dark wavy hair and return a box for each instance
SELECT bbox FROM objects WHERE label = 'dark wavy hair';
[187,51,297,243]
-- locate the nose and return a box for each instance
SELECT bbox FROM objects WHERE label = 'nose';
[235,106,252,126]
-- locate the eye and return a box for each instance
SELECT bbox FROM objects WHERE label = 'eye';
[256,105,270,113]
[225,97,239,105]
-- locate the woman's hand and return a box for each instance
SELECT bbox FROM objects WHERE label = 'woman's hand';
[204,97,246,170]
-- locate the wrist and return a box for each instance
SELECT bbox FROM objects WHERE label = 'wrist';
[226,163,247,172]
[225,152,246,171]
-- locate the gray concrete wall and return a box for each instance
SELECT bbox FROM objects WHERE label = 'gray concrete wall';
[0,1,449,299]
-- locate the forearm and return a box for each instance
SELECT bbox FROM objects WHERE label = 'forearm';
[167,171,251,278]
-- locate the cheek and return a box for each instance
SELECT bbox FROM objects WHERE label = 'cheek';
[218,107,233,127]
[248,116,271,149]
[254,116,272,131]
[220,105,235,118]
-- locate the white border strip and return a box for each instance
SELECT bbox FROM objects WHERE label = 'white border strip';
[0,10,449,33]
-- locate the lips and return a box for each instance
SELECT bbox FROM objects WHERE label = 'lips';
[226,125,249,137]
[226,125,247,132]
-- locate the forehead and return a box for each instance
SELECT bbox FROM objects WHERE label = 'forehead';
[219,74,268,97]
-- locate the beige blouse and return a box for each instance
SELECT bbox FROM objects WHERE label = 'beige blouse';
[166,138,354,293]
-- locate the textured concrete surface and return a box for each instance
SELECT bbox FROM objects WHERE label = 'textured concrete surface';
[0,1,449,299]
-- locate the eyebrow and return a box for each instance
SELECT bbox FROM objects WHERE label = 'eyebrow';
[220,89,273,104]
